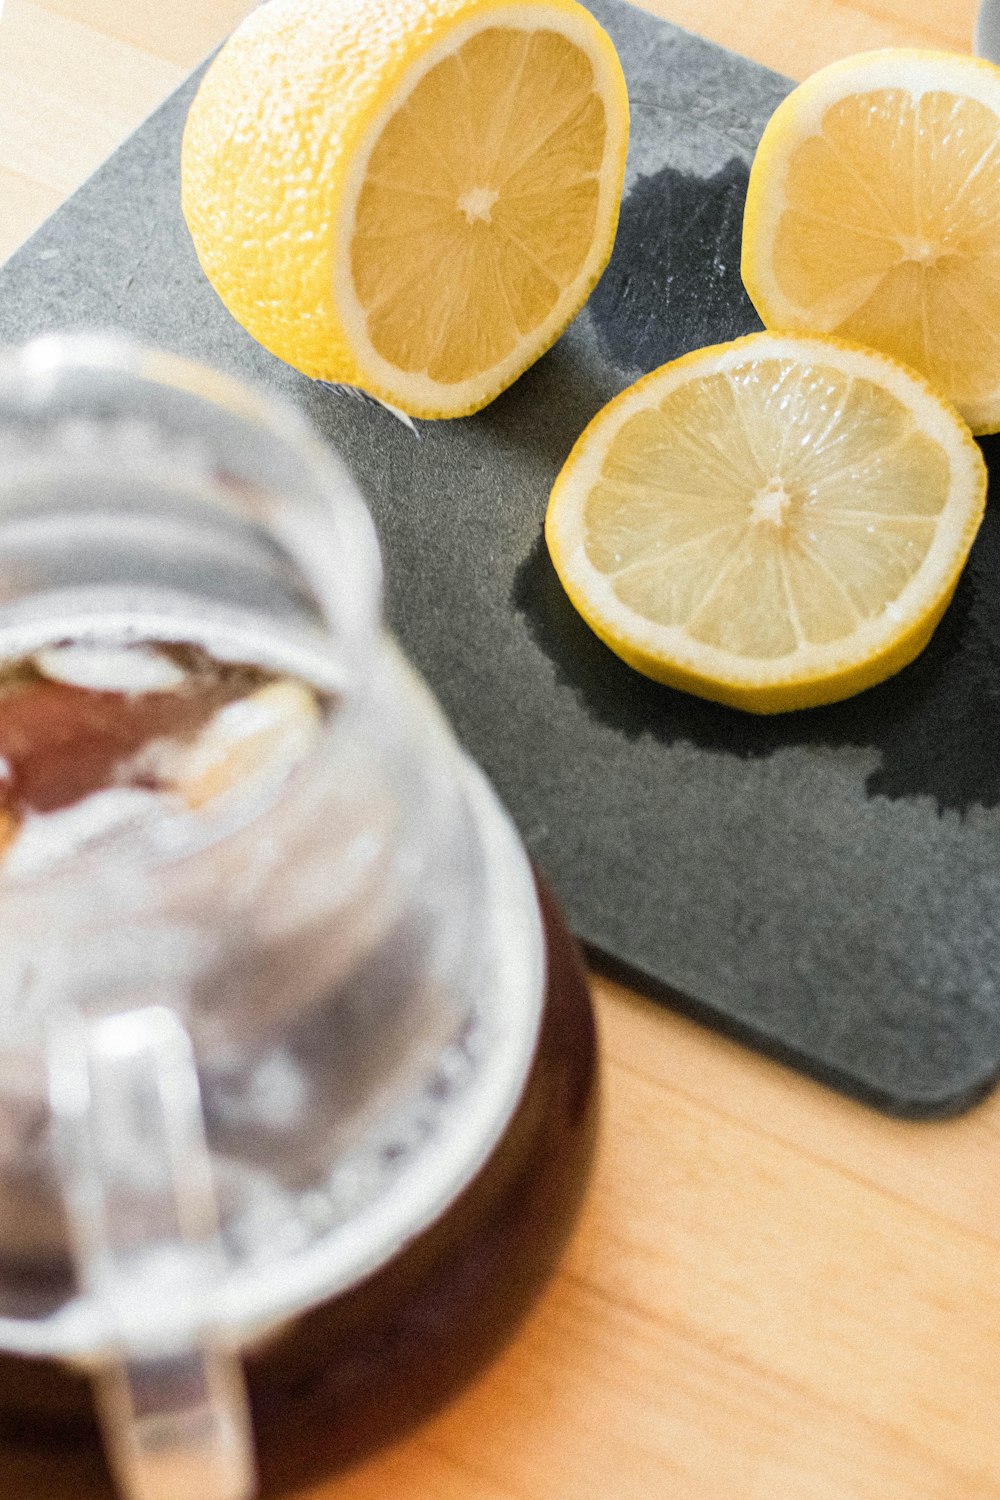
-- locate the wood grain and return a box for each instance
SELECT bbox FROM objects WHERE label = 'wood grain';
[645,0,978,78]
[0,1,998,1498]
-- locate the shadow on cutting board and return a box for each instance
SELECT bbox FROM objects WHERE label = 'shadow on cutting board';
[514,503,1000,817]
[512,160,1000,818]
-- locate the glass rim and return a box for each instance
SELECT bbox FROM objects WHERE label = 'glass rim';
[0,328,384,645]
[0,330,388,897]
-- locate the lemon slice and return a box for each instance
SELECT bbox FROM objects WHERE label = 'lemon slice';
[181,0,629,419]
[545,333,987,713]
[742,49,1000,434]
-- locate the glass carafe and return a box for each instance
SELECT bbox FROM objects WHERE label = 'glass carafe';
[0,335,596,1500]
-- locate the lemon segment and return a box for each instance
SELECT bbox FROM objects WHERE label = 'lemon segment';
[545,333,987,713]
[181,0,629,419]
[741,49,1000,434]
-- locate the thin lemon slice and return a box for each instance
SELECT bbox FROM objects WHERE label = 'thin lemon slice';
[181,0,629,419]
[545,333,986,713]
[742,49,1000,434]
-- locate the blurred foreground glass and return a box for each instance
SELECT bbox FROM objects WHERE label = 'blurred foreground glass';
[0,336,597,1500]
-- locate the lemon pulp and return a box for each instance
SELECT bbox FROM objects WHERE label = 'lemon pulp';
[352,27,606,385]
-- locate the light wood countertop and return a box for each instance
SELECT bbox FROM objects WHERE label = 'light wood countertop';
[2,1,999,1497]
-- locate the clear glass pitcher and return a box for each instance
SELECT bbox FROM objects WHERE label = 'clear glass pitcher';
[0,335,550,1500]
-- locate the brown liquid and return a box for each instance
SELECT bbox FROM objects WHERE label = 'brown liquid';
[0,878,597,1497]
[0,643,327,877]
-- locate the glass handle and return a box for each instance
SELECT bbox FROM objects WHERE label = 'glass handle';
[48,1003,257,1500]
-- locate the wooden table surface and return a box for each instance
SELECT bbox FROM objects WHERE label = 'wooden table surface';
[2,1,1000,1497]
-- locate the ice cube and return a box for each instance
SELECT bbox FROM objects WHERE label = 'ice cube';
[175,679,321,811]
[2,788,181,878]
[34,643,188,694]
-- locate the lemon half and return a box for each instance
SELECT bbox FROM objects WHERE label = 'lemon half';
[181,0,629,418]
[742,49,1000,434]
[545,333,987,713]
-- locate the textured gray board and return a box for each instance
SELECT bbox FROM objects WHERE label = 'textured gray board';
[1,0,999,1117]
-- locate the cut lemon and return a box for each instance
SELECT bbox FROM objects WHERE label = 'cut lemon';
[742,49,1000,435]
[545,333,987,713]
[181,0,629,419]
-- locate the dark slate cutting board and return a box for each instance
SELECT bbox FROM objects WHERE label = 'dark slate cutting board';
[2,0,1000,1117]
